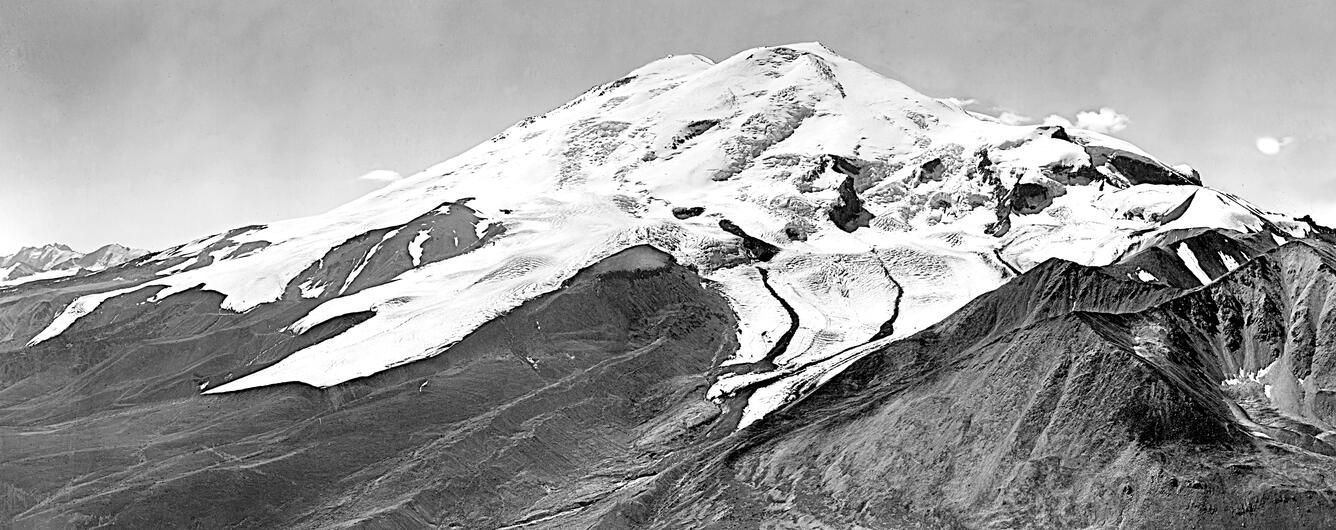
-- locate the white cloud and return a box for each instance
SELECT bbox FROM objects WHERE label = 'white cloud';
[939,97,977,108]
[1041,114,1073,128]
[996,111,1032,126]
[981,106,1127,133]
[358,169,403,183]
[1255,136,1294,155]
[1073,107,1130,133]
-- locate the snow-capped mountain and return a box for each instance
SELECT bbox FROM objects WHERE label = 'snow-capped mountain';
[1,243,82,270]
[70,243,149,271]
[4,44,1336,528]
[24,43,1310,405]
[0,243,147,287]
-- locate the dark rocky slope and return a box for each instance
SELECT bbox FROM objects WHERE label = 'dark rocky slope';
[609,240,1336,529]
[1,246,739,528]
[6,233,1336,528]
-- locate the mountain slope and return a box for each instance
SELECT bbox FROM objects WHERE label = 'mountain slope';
[69,244,149,271]
[2,43,1334,528]
[630,240,1336,529]
[3,246,740,528]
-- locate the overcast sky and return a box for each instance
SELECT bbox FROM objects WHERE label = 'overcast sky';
[2,0,1333,254]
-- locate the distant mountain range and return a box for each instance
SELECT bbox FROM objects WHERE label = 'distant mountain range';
[0,243,148,287]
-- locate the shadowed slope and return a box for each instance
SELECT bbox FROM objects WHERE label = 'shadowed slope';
[1,246,743,529]
[614,240,1336,529]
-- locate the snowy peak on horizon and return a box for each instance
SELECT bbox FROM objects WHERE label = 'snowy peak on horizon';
[0,242,148,287]
[1,243,82,271]
[22,43,1318,426]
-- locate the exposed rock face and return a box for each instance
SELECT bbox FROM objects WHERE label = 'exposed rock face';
[915,157,946,182]
[1036,124,1073,142]
[718,219,781,261]
[671,206,705,219]
[828,175,875,231]
[1297,214,1336,237]
[1082,143,1202,186]
[1009,182,1053,214]
[673,119,720,149]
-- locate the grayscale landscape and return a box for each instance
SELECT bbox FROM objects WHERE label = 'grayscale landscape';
[2,2,1334,529]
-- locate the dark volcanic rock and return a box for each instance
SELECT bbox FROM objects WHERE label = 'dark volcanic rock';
[671,206,706,219]
[1009,182,1053,214]
[1082,144,1201,186]
[916,157,946,182]
[1036,124,1072,142]
[718,219,781,261]
[828,176,875,232]
[1297,214,1336,241]
[827,153,861,175]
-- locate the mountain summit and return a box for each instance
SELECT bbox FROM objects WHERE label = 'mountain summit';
[4,44,1336,528]
[0,243,146,287]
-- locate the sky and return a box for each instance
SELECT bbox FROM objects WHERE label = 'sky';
[1,1,1333,255]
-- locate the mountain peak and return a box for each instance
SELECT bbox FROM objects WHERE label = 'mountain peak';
[18,45,1312,415]
[0,242,147,287]
[626,52,715,79]
[8,42,1336,528]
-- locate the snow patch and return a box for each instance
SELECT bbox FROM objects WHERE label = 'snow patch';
[408,229,431,267]
[1176,243,1213,285]
[27,286,146,346]
[299,279,327,299]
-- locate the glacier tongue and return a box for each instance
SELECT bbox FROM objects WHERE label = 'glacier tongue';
[26,43,1312,423]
